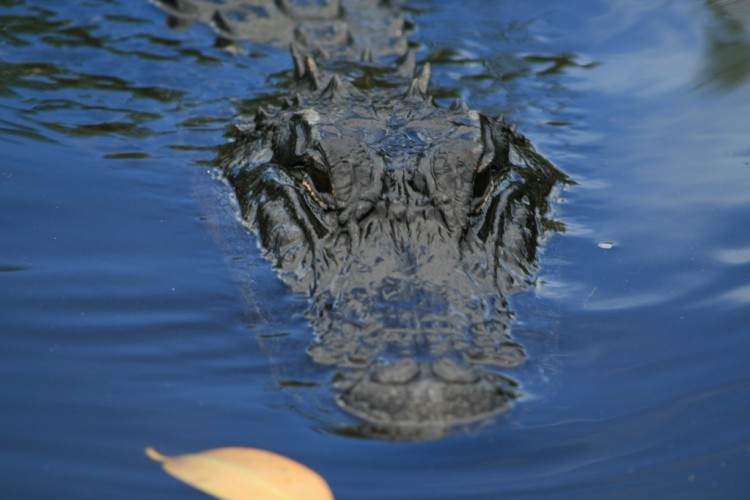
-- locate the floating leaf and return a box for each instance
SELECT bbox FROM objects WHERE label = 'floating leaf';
[146,446,334,500]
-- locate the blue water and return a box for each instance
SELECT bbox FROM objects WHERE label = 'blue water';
[2,0,750,498]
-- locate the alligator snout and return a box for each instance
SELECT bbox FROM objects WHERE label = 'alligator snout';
[336,358,518,436]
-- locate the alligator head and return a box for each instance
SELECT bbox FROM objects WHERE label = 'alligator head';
[221,62,562,439]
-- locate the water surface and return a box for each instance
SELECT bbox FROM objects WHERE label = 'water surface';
[1,0,749,498]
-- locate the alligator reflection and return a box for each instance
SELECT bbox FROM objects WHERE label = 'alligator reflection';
[156,0,568,440]
[699,0,750,92]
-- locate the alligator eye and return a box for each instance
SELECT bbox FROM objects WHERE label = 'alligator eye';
[471,166,493,214]
[291,158,335,209]
[307,166,333,196]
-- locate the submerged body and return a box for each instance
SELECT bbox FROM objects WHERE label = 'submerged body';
[156,0,565,439]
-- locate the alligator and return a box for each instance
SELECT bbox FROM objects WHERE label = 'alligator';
[155,0,566,439]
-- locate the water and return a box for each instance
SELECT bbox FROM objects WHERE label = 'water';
[1,0,749,498]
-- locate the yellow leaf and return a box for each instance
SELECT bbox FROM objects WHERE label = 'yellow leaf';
[145,446,334,500]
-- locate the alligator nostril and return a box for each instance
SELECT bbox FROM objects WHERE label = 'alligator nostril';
[372,359,421,384]
[431,359,480,384]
